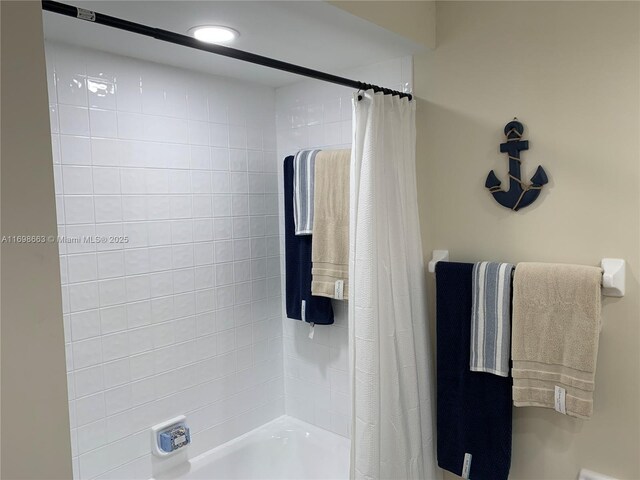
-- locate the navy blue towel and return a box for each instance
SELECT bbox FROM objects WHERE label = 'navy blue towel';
[284,156,333,324]
[436,262,512,480]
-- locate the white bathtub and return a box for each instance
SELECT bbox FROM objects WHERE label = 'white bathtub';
[155,416,350,480]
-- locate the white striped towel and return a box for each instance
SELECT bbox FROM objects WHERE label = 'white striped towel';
[471,261,515,377]
[293,149,321,235]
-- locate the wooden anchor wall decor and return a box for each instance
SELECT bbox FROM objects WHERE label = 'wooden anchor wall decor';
[485,119,549,211]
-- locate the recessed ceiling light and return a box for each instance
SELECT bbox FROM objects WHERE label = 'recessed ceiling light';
[189,25,239,44]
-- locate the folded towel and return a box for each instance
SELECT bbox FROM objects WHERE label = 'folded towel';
[436,262,512,480]
[311,149,350,300]
[471,262,515,377]
[511,262,602,419]
[293,149,320,235]
[284,156,333,324]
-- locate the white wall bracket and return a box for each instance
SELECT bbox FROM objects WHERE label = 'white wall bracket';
[428,250,449,273]
[428,250,625,298]
[601,258,625,297]
[579,468,619,480]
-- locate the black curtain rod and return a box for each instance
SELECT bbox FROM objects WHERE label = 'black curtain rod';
[41,0,412,101]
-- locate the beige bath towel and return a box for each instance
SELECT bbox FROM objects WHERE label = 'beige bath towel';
[311,149,350,300]
[511,262,602,419]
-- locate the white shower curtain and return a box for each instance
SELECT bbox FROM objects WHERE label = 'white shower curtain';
[349,91,439,480]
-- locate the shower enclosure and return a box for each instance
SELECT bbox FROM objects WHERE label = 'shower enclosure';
[43,2,418,478]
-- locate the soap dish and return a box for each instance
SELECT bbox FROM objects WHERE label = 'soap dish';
[151,415,191,457]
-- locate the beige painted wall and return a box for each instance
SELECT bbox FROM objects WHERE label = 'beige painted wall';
[330,0,436,49]
[1,2,73,479]
[415,2,640,479]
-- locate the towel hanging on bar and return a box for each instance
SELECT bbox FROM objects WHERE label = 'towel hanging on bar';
[293,150,320,236]
[511,262,602,419]
[471,262,515,377]
[283,156,333,324]
[311,149,351,300]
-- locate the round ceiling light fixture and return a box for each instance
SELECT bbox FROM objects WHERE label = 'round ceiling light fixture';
[188,25,239,44]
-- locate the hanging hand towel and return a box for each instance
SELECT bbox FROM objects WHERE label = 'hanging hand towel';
[511,262,602,419]
[293,149,321,235]
[436,262,512,480]
[284,156,333,324]
[311,149,350,300]
[471,261,515,377]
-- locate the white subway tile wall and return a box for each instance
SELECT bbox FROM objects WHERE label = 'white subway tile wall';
[275,56,413,438]
[47,43,284,479]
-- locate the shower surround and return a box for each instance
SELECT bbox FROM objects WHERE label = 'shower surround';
[47,42,283,479]
[47,40,411,479]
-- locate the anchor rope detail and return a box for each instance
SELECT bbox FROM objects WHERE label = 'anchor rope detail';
[506,128,522,141]
[508,174,543,211]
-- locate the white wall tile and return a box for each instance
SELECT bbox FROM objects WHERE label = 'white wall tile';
[67,254,98,283]
[187,88,209,122]
[99,278,126,307]
[229,149,248,171]
[59,105,90,136]
[103,358,131,389]
[64,196,95,224]
[87,78,116,110]
[122,196,147,221]
[100,305,127,334]
[145,169,169,194]
[62,166,94,194]
[209,124,229,147]
[93,167,121,194]
[246,126,262,150]
[194,243,214,266]
[126,300,151,329]
[94,196,123,223]
[170,196,192,219]
[71,310,101,341]
[91,138,119,167]
[125,275,150,302]
[148,246,172,272]
[193,195,213,218]
[77,419,107,454]
[173,269,194,294]
[189,120,210,145]
[233,239,251,261]
[117,111,144,140]
[211,147,229,170]
[75,365,104,398]
[56,72,87,107]
[147,223,171,246]
[123,223,148,249]
[97,251,125,279]
[228,126,247,149]
[65,225,97,254]
[102,332,130,362]
[190,145,211,170]
[90,108,118,138]
[191,171,212,194]
[75,392,106,426]
[104,384,132,416]
[149,272,173,298]
[69,282,100,312]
